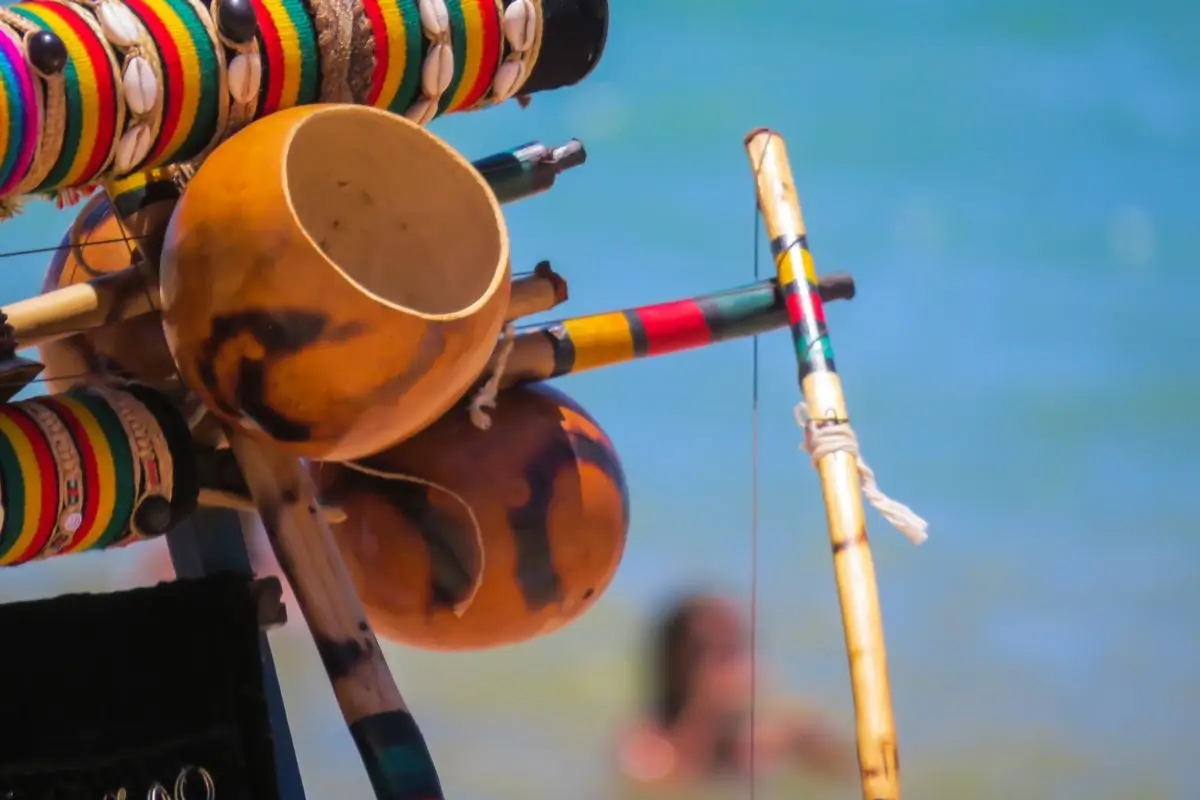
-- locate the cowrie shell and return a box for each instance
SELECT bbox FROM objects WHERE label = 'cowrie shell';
[417,0,449,39]
[122,56,157,115]
[502,0,536,53]
[492,58,525,102]
[97,1,141,48]
[421,43,453,97]
[228,51,261,104]
[404,97,437,126]
[114,122,153,173]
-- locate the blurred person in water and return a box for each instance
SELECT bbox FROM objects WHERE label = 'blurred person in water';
[614,592,856,797]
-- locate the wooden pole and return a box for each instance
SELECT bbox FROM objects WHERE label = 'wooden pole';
[102,180,311,800]
[228,432,445,800]
[744,128,901,800]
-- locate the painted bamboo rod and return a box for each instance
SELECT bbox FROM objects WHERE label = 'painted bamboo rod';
[229,431,445,800]
[496,273,855,386]
[744,128,901,800]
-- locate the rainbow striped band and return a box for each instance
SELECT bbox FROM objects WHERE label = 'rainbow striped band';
[0,385,178,567]
[18,399,85,555]
[0,0,607,203]
[0,405,62,564]
[89,383,174,539]
[0,8,65,198]
[363,0,420,111]
[64,0,169,177]
[10,0,122,188]
[0,23,40,196]
[249,0,319,115]
[122,0,220,167]
[437,0,499,114]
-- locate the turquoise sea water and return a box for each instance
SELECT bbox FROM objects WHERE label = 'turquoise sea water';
[1,0,1197,797]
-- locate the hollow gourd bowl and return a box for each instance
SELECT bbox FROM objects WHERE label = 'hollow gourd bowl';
[159,104,511,462]
[39,181,180,393]
[314,383,629,651]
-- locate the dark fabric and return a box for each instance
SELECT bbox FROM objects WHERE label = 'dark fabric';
[0,574,279,800]
[519,0,609,94]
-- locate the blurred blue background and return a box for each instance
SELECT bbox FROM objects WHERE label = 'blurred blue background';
[1,0,1197,797]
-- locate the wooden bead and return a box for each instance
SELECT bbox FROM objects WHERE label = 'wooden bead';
[216,0,259,45]
[133,494,173,536]
[26,30,67,77]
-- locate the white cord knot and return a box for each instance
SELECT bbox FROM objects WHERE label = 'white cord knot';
[469,322,517,430]
[794,402,929,545]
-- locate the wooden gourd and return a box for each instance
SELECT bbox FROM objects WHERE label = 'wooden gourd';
[159,104,512,462]
[314,383,629,650]
[38,193,179,393]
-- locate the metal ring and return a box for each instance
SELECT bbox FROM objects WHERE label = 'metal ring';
[174,765,216,800]
[145,783,170,800]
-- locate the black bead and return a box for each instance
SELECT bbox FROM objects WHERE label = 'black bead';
[133,494,174,537]
[217,0,259,45]
[26,30,67,77]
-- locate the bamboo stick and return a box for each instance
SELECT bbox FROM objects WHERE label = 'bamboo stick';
[6,266,155,349]
[228,432,445,800]
[505,261,569,321]
[744,128,901,800]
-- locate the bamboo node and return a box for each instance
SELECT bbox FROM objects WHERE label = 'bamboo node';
[795,402,929,545]
[469,322,516,430]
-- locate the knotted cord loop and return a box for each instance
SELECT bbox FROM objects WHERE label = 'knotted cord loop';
[469,322,516,430]
[794,402,929,545]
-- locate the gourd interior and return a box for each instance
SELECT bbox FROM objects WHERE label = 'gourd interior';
[285,109,503,319]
